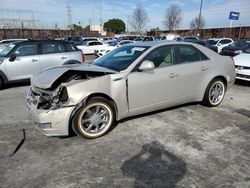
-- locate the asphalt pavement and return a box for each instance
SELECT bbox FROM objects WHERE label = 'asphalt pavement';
[0,81,249,188]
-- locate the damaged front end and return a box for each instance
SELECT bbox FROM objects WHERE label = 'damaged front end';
[27,86,69,111]
[26,64,117,136]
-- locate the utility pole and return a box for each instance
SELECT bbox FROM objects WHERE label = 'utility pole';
[198,0,203,37]
[127,15,130,33]
[99,0,103,36]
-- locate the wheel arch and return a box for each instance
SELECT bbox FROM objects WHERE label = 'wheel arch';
[0,70,8,83]
[68,92,118,136]
[84,93,118,118]
[63,60,82,65]
[208,75,228,90]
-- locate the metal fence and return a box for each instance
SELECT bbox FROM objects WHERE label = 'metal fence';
[147,26,250,40]
[0,29,99,40]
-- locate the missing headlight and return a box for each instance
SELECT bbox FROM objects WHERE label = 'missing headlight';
[59,87,68,102]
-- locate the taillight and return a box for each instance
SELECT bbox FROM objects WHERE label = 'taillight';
[81,52,85,62]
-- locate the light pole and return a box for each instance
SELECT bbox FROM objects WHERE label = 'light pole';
[198,0,203,37]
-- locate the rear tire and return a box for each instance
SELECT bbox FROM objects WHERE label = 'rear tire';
[73,97,115,139]
[203,79,226,107]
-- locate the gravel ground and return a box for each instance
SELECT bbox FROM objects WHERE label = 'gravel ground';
[0,81,249,188]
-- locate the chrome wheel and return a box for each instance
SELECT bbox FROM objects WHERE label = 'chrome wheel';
[76,101,114,138]
[208,81,225,105]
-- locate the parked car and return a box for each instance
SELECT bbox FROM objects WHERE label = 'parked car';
[220,39,250,56]
[64,36,84,45]
[189,40,209,47]
[65,36,99,46]
[95,40,135,57]
[233,48,250,81]
[0,40,84,88]
[142,36,155,42]
[207,38,234,53]
[160,33,180,41]
[26,41,235,139]
[175,36,199,42]
[99,37,113,41]
[77,41,107,55]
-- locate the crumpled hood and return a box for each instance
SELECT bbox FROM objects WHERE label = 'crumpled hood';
[31,63,117,89]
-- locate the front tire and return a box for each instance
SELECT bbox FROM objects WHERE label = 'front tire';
[73,97,115,139]
[0,77,4,90]
[203,79,226,107]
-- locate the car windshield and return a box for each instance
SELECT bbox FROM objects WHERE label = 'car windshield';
[0,42,17,57]
[93,45,149,71]
[207,39,219,45]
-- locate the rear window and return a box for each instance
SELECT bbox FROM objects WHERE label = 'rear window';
[65,43,78,52]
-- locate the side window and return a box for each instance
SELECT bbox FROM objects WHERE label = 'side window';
[14,44,37,57]
[95,42,103,45]
[144,46,174,68]
[65,43,77,52]
[161,36,166,40]
[219,39,232,45]
[176,45,208,64]
[42,43,65,54]
[88,42,95,46]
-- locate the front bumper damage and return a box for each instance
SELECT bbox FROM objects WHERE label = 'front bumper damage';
[26,87,75,136]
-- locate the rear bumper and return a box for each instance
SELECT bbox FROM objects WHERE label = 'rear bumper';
[27,104,75,136]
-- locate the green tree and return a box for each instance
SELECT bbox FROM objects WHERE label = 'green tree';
[72,24,83,31]
[103,19,126,34]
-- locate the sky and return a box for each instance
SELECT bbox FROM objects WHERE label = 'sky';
[0,0,250,30]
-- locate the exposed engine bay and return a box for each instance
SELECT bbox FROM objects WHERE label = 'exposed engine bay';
[27,70,114,110]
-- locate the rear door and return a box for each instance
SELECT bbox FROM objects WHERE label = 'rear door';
[39,42,68,70]
[5,42,39,81]
[174,44,210,98]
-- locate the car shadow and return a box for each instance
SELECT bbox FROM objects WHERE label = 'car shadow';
[121,141,187,188]
[119,102,198,124]
[61,103,198,140]
[3,80,30,89]
[234,80,250,86]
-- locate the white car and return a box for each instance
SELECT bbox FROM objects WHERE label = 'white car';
[95,40,135,57]
[234,48,250,81]
[207,38,234,53]
[77,41,107,55]
[160,33,180,40]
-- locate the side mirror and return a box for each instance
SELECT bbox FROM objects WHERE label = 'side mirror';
[138,60,155,72]
[9,54,16,62]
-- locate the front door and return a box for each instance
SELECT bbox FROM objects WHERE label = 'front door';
[128,45,181,114]
[6,43,39,81]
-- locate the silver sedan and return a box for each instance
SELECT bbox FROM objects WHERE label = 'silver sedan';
[26,41,235,139]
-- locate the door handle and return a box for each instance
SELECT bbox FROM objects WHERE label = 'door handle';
[61,57,67,60]
[169,73,179,78]
[201,66,208,71]
[32,59,38,62]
